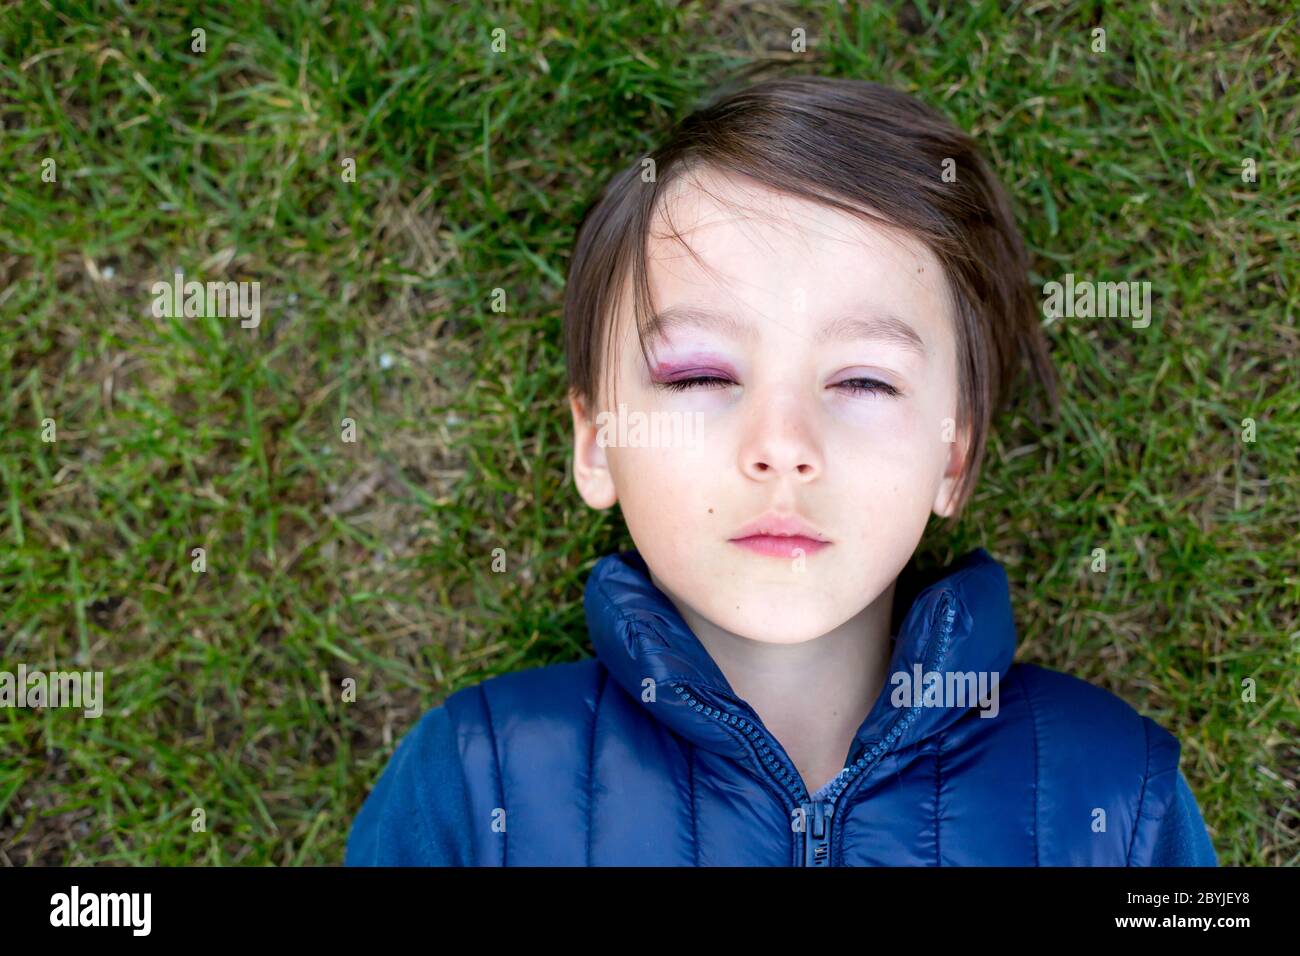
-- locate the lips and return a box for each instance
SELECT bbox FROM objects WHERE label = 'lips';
[728,513,831,559]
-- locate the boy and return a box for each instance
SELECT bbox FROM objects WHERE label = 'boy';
[346,75,1217,866]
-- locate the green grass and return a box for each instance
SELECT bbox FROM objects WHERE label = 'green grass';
[1,0,1296,865]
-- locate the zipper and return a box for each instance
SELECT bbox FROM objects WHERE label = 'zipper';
[670,589,959,867]
[669,684,812,806]
[800,798,832,866]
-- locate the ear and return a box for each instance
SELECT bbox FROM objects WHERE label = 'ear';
[931,418,971,519]
[570,390,618,509]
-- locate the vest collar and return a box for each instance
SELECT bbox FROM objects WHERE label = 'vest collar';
[584,546,1018,772]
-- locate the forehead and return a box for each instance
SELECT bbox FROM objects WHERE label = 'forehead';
[636,167,953,349]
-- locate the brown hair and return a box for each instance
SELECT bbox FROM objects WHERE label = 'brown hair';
[563,72,1057,520]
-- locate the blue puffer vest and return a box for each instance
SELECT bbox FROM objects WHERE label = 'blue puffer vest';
[437,547,1183,866]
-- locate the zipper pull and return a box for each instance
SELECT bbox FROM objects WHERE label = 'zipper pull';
[800,800,832,866]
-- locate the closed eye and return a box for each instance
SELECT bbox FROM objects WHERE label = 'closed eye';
[654,375,735,392]
[655,375,901,397]
[835,378,901,398]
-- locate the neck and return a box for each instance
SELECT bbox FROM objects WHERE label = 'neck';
[648,569,897,796]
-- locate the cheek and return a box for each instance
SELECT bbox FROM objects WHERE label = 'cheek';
[607,444,719,531]
[609,446,723,584]
[829,398,951,502]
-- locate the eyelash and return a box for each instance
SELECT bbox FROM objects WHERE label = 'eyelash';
[655,376,900,398]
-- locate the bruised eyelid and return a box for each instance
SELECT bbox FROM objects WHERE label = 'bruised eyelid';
[647,357,738,382]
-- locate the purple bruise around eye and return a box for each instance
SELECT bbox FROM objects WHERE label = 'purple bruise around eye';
[648,358,735,384]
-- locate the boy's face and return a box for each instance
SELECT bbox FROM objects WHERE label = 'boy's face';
[571,168,969,644]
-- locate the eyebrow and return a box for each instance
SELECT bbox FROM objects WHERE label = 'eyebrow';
[816,314,928,356]
[645,304,928,357]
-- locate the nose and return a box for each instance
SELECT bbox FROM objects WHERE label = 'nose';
[738,394,823,483]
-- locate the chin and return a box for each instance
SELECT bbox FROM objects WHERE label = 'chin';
[709,599,839,645]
